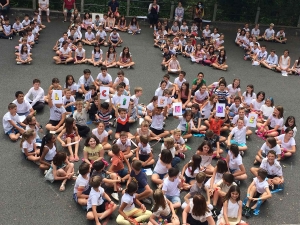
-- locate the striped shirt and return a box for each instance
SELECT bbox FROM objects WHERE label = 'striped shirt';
[97,110,111,126]
[214,89,229,101]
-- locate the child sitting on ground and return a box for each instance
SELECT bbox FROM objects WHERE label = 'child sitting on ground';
[20,129,40,164]
[132,135,155,167]
[73,162,91,206]
[109,131,132,159]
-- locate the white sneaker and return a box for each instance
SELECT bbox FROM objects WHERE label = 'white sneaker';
[17,62,22,65]
[111,192,119,201]
[120,66,124,69]
[127,66,131,69]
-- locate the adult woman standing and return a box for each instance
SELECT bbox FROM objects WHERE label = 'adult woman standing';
[194,2,203,30]
[148,0,160,28]
[63,0,76,22]
[0,0,10,17]
[174,1,184,23]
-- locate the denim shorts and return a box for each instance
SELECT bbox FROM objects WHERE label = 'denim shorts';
[118,168,128,177]
[165,195,181,204]
[6,123,22,135]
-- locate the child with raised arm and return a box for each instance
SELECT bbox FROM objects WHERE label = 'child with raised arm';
[243,168,272,218]
[3,103,25,141]
[114,100,133,139]
[150,105,170,139]
[86,176,117,224]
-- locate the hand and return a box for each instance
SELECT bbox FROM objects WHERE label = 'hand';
[61,142,66,147]
[142,162,146,167]
[140,204,146,212]
[216,153,220,158]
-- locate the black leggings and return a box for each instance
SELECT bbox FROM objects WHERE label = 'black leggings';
[148,13,158,26]
[76,124,90,137]
[32,102,45,112]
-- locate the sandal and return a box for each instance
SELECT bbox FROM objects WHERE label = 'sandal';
[69,155,75,162]
[59,183,66,192]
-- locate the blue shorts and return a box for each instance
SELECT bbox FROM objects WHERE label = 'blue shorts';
[105,125,111,132]
[229,168,239,174]
[230,140,246,147]
[165,195,181,204]
[118,168,128,177]
[184,173,195,184]
[6,124,22,135]
[153,171,167,180]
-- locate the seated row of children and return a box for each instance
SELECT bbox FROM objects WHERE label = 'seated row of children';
[234,23,300,75]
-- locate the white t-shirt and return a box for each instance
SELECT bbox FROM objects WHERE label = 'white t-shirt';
[260,143,281,156]
[227,84,240,96]
[13,22,23,31]
[121,193,136,212]
[116,139,131,152]
[114,77,130,87]
[176,116,194,132]
[260,158,283,176]
[75,48,86,57]
[97,73,112,85]
[60,47,72,55]
[194,90,209,102]
[174,77,186,89]
[230,126,247,144]
[268,115,283,129]
[62,96,75,105]
[228,150,243,170]
[74,174,90,194]
[110,32,120,41]
[151,113,164,130]
[111,94,122,105]
[242,92,256,106]
[39,0,49,7]
[96,30,107,39]
[152,197,171,217]
[264,28,275,38]
[155,87,164,96]
[130,95,139,106]
[49,105,66,121]
[12,100,32,114]
[3,112,21,133]
[162,177,180,196]
[92,129,108,143]
[85,32,95,41]
[231,115,247,126]
[92,50,103,59]
[87,187,105,210]
[202,29,211,37]
[138,142,151,155]
[251,99,265,111]
[276,31,285,38]
[25,87,45,106]
[22,140,35,153]
[161,144,176,158]
[78,75,94,87]
[251,28,260,36]
[260,105,274,118]
[189,200,212,222]
[185,161,200,178]
[276,134,296,150]
[211,33,220,41]
[253,177,268,194]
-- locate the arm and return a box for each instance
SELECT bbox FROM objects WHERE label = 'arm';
[233,164,246,177]
[222,200,230,225]
[183,192,191,205]
[124,157,131,173]
[182,204,190,224]
[83,150,92,166]
[40,147,50,166]
[56,129,67,146]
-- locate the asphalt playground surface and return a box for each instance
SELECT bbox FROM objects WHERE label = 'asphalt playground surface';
[0,15,300,225]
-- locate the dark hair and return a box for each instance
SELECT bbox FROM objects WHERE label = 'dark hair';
[223,185,240,202]
[284,116,296,129]
[149,96,158,103]
[65,117,75,134]
[130,16,137,25]
[179,71,186,76]
[112,144,120,155]
[93,44,101,53]
[181,81,190,97]
[83,69,91,74]
[230,144,239,157]
[132,160,142,171]
[121,47,131,59]
[20,44,29,54]
[219,80,227,87]
[222,173,234,183]
[65,75,75,88]
[188,154,202,175]
[256,91,265,101]
[216,159,228,173]
[234,96,241,102]
[266,137,277,148]
[15,91,24,98]
[40,133,55,157]
[267,150,276,157]
[163,74,170,79]
[107,46,116,54]
[205,130,215,138]
[168,167,179,177]
[232,78,240,88]
[101,102,109,110]
[84,135,100,146]
[160,149,173,164]
[125,181,138,194]
[183,109,193,120]
[198,140,213,154]
[257,168,268,180]
[246,84,254,97]
[93,160,105,171]
[160,80,167,87]
[89,175,102,188]
[53,152,67,166]
[191,194,209,217]
[79,162,90,175]
[101,66,107,71]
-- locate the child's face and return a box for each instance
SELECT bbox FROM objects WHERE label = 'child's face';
[76,103,83,111]
[17,94,24,102]
[155,108,163,115]
[257,94,264,101]
[87,28,92,33]
[185,114,192,121]
[231,191,239,200]
[33,82,40,90]
[288,119,294,127]
[9,107,17,115]
[78,44,82,50]
[161,83,166,89]
[198,73,204,80]
[273,108,279,116]
[237,120,244,128]
[97,123,104,132]
[63,34,68,39]
[202,144,210,153]
[89,138,97,148]
[25,16,29,21]
[265,99,271,107]
[120,110,127,118]
[223,180,231,186]
[94,99,99,105]
[174,133,181,140]
[238,110,245,118]
[117,87,124,95]
[179,74,184,80]
[286,130,294,138]
[84,73,91,80]
[101,69,107,76]
[53,82,59,89]
[120,135,128,143]
[219,83,225,90]
[267,153,275,162]
[136,91,143,97]
[141,125,149,132]
[234,99,240,106]
[66,91,72,98]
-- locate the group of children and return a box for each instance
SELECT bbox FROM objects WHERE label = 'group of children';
[52,12,141,66]
[153,21,228,72]
[2,13,297,225]
[0,12,46,64]
[235,23,300,76]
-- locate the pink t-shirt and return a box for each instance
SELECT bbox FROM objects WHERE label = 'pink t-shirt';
[64,0,75,10]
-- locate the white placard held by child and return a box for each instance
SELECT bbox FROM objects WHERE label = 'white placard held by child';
[52,90,63,104]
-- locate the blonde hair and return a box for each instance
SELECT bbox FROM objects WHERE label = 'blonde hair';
[173,128,181,136]
[164,137,174,149]
[141,120,149,127]
[134,87,143,94]
[20,129,35,148]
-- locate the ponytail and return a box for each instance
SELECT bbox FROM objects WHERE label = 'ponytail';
[40,133,54,157]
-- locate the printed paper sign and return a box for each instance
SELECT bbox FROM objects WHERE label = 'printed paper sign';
[52,90,63,104]
[216,103,226,117]
[158,96,168,107]
[173,102,182,116]
[119,95,130,109]
[84,91,92,101]
[99,86,109,100]
[246,113,258,127]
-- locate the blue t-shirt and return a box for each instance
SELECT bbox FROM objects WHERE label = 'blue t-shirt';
[108,1,119,12]
[130,170,148,189]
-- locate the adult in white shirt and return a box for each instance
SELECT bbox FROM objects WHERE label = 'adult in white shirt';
[263,23,275,41]
[38,0,50,22]
[25,79,45,112]
[276,50,291,74]
[261,50,278,70]
[13,91,34,116]
[275,127,296,158]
